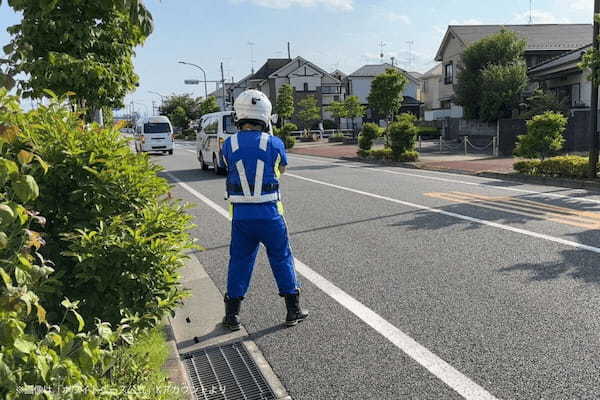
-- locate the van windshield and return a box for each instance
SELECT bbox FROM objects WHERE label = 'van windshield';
[223,115,236,134]
[144,123,171,133]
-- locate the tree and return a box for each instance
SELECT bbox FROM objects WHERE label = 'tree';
[515,111,567,160]
[521,89,568,119]
[199,96,221,116]
[160,94,202,130]
[344,96,367,134]
[388,113,418,158]
[327,100,348,128]
[367,68,407,123]
[1,1,153,118]
[295,96,320,130]
[276,84,295,125]
[455,30,527,121]
[479,62,528,121]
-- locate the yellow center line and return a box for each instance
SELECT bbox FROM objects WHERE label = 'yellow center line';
[424,192,600,230]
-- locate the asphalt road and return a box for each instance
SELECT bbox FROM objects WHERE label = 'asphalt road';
[156,143,600,400]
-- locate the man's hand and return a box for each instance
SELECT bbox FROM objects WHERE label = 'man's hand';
[278,165,286,175]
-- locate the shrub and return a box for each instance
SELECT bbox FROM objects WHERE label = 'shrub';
[2,93,194,330]
[0,90,137,399]
[388,113,418,157]
[284,136,296,149]
[514,156,593,179]
[513,160,541,174]
[358,123,382,151]
[515,111,567,160]
[393,150,419,162]
[416,126,440,138]
[357,149,370,158]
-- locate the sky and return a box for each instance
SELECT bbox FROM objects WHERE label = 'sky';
[0,0,595,116]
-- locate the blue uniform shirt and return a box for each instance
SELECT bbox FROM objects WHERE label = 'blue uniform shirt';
[222,130,288,220]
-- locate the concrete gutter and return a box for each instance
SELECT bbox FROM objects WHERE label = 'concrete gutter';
[166,251,292,399]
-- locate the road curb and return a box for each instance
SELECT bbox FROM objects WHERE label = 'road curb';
[168,251,293,399]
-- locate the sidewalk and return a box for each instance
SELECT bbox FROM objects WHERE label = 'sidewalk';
[167,251,292,400]
[289,143,518,173]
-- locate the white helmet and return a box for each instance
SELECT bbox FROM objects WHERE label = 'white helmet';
[234,89,272,130]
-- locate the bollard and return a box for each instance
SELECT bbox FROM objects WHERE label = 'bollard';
[464,137,468,155]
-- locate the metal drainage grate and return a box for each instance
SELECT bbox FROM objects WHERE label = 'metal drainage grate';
[182,342,278,400]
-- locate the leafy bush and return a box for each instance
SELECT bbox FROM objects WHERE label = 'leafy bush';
[3,93,194,330]
[0,90,129,399]
[388,114,418,157]
[357,149,370,158]
[515,111,567,160]
[284,136,296,149]
[514,156,593,179]
[358,123,381,151]
[416,126,440,138]
[513,160,541,174]
[393,150,419,162]
[368,148,393,160]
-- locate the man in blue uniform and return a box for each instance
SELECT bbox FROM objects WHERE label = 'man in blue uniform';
[221,89,309,331]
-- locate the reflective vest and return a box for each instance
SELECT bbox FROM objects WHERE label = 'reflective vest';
[225,132,281,204]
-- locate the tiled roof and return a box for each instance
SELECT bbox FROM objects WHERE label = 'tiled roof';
[251,59,292,80]
[528,44,591,74]
[451,24,592,51]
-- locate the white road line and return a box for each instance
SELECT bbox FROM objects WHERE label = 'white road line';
[286,172,600,255]
[164,171,500,400]
[288,154,600,204]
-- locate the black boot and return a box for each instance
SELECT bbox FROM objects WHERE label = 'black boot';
[223,294,242,331]
[283,291,309,327]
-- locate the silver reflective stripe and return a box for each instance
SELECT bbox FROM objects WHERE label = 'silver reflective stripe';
[235,160,251,197]
[228,192,280,203]
[231,134,239,152]
[254,160,265,200]
[259,133,269,151]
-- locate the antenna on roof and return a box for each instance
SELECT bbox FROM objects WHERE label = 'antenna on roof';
[406,41,414,69]
[248,41,256,74]
[379,41,386,61]
[529,0,534,24]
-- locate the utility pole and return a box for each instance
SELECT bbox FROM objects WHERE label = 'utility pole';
[406,41,414,70]
[221,61,226,110]
[287,42,291,59]
[529,0,534,24]
[590,0,600,178]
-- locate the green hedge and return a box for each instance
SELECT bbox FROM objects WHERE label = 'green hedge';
[357,148,419,162]
[0,89,186,398]
[513,156,593,179]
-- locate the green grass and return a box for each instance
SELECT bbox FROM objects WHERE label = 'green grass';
[100,326,186,400]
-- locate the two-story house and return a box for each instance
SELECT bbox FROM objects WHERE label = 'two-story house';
[434,24,592,119]
[347,63,422,124]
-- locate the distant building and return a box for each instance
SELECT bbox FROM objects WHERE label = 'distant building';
[434,24,592,119]
[347,63,422,124]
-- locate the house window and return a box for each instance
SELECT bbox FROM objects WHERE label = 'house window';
[571,83,581,107]
[423,80,428,93]
[444,62,453,84]
[303,82,309,92]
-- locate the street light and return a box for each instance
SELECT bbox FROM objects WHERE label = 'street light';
[178,61,208,99]
[148,91,166,114]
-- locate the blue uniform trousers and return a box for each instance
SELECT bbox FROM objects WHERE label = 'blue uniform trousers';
[227,216,299,299]
[227,216,298,298]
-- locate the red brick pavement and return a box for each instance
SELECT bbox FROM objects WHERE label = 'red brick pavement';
[289,144,519,174]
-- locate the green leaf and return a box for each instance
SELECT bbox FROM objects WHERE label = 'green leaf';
[72,309,85,332]
[0,268,12,287]
[11,175,39,202]
[0,158,18,185]
[0,232,7,249]
[14,338,36,354]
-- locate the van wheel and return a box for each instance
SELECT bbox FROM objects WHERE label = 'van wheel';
[199,152,209,171]
[168,150,173,155]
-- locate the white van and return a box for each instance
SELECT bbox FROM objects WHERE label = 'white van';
[134,116,174,155]
[196,111,236,174]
